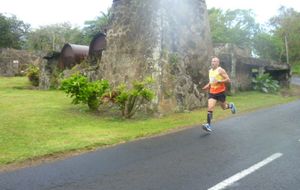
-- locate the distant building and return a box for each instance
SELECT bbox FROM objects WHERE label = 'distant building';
[214,43,290,93]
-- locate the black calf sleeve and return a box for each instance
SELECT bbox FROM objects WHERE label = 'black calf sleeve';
[207,111,213,124]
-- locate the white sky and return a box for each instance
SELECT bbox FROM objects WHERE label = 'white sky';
[0,0,113,28]
[0,0,299,29]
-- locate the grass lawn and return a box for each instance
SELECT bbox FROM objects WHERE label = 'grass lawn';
[0,77,299,170]
[292,63,300,76]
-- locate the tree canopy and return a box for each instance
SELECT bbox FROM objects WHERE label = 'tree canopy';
[208,8,260,48]
[25,23,85,52]
[0,13,30,49]
[208,6,300,65]
[269,6,300,64]
[82,10,111,41]
[0,10,110,53]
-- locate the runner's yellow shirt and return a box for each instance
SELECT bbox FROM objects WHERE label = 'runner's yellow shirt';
[209,67,226,94]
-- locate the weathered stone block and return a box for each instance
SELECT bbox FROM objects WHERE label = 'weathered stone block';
[98,0,213,113]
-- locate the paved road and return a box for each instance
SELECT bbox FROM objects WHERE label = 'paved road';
[291,76,300,85]
[1,101,300,190]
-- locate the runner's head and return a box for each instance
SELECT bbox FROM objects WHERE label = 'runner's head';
[211,57,220,69]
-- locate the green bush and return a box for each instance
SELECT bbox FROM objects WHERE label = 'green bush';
[252,73,280,93]
[60,74,109,111]
[60,74,155,117]
[26,64,40,86]
[112,77,155,118]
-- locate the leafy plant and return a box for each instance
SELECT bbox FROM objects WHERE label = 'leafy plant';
[60,74,109,111]
[208,8,260,48]
[0,13,30,49]
[252,73,280,93]
[26,64,40,86]
[113,77,155,118]
[269,7,300,64]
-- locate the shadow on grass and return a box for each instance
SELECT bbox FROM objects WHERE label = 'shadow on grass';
[12,86,37,90]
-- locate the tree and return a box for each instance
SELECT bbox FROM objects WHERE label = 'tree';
[0,13,30,49]
[208,8,260,48]
[269,6,300,64]
[82,9,111,40]
[252,32,284,61]
[25,23,85,52]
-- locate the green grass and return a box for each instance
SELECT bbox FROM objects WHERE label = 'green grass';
[0,77,299,167]
[292,63,300,76]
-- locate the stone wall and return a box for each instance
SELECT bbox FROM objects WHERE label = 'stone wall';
[214,44,291,92]
[39,52,61,90]
[0,48,42,76]
[97,0,213,113]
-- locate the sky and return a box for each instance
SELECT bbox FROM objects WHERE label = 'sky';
[0,0,112,28]
[0,0,299,29]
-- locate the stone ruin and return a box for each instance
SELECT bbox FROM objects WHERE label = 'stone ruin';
[0,48,42,77]
[214,43,291,93]
[39,0,291,115]
[1,0,291,117]
[40,34,106,89]
[96,0,213,113]
[40,0,213,114]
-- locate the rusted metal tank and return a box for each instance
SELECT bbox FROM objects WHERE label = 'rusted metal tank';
[59,43,89,69]
[89,32,106,65]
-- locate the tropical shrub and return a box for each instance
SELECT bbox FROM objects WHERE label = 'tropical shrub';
[26,64,40,86]
[252,73,280,93]
[111,77,155,118]
[60,74,109,111]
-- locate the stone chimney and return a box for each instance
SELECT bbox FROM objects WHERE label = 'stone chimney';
[98,0,213,113]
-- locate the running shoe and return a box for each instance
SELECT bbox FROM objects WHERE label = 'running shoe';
[229,102,236,114]
[202,123,212,132]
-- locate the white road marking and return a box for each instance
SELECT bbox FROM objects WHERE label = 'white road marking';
[208,153,283,190]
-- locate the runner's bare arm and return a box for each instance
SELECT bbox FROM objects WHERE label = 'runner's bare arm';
[218,68,231,83]
[202,82,210,90]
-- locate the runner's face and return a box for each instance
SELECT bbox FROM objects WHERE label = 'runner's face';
[211,58,219,69]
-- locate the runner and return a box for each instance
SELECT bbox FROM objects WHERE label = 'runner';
[202,57,236,132]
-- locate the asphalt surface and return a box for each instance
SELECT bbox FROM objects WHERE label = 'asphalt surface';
[1,100,300,190]
[291,76,300,85]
